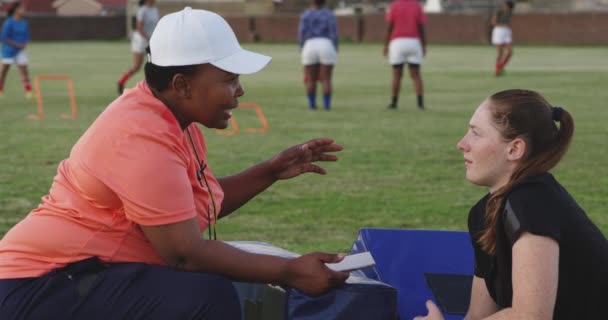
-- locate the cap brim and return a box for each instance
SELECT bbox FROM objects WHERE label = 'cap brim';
[211,49,272,75]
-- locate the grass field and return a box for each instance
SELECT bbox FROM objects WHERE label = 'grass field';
[0,42,607,253]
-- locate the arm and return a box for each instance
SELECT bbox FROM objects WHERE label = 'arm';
[418,24,426,56]
[464,276,500,320]
[298,15,306,49]
[0,21,23,49]
[491,14,497,27]
[2,38,23,49]
[415,276,498,320]
[383,23,393,57]
[479,232,559,320]
[136,20,150,40]
[135,9,150,40]
[330,14,338,51]
[0,21,9,44]
[217,161,275,217]
[218,138,342,218]
[140,217,349,295]
[417,232,559,320]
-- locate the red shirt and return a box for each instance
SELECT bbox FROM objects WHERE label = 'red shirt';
[385,0,426,40]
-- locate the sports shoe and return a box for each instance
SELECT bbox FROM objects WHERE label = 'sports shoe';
[117,82,124,95]
[0,91,4,98]
[387,103,397,109]
[25,91,33,99]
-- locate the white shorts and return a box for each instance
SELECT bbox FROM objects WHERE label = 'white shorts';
[131,32,149,54]
[301,38,337,66]
[2,50,28,66]
[388,38,423,66]
[492,26,512,45]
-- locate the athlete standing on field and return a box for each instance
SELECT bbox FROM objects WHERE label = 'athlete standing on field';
[383,0,426,110]
[0,2,32,98]
[117,0,159,95]
[298,0,338,111]
[491,1,515,77]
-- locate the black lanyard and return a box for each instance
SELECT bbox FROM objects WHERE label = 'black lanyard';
[186,127,218,240]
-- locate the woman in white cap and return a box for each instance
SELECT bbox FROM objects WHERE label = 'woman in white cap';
[0,8,348,319]
[117,0,159,94]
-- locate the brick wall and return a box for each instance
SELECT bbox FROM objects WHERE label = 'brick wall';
[253,15,300,42]
[1,13,608,44]
[225,16,254,42]
[512,13,608,44]
[0,16,126,40]
[426,14,489,44]
[251,13,608,45]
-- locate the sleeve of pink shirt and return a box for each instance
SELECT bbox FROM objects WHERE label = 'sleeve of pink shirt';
[77,129,197,227]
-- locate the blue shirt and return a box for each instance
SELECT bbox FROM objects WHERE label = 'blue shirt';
[298,9,338,49]
[1,17,30,58]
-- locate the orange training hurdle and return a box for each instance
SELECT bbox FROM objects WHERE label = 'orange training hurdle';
[28,74,77,121]
[216,102,268,136]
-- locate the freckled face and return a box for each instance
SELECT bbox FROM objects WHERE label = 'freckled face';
[457,100,514,192]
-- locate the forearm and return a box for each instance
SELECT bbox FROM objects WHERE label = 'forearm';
[218,160,276,217]
[179,240,289,284]
[479,307,550,320]
[298,22,305,49]
[136,23,149,39]
[384,24,393,48]
[331,20,339,50]
[142,219,290,284]
[3,38,21,48]
[418,25,426,48]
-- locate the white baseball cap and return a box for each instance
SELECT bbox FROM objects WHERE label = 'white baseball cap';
[148,7,271,75]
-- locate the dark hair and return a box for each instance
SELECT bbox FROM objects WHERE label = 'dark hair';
[138,0,146,6]
[144,48,200,91]
[313,0,326,7]
[7,2,21,17]
[479,89,574,255]
[144,63,200,92]
[505,1,515,10]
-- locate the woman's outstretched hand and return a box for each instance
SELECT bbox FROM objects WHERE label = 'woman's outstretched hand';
[268,138,343,180]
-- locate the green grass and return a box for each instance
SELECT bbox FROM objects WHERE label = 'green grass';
[1,42,607,253]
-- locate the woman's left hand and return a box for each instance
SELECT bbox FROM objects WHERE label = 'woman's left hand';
[413,300,445,320]
[268,138,343,180]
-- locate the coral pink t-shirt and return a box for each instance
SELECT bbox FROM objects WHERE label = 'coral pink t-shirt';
[385,0,426,40]
[0,81,224,279]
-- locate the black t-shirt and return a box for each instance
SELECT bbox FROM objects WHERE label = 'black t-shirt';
[468,172,608,319]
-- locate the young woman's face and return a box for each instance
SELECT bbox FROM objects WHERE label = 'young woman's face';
[14,5,25,17]
[457,100,515,192]
[180,64,244,129]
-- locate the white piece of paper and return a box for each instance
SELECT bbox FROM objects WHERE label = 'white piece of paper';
[326,252,376,272]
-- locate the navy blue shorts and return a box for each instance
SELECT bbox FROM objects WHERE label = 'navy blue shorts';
[0,257,241,320]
